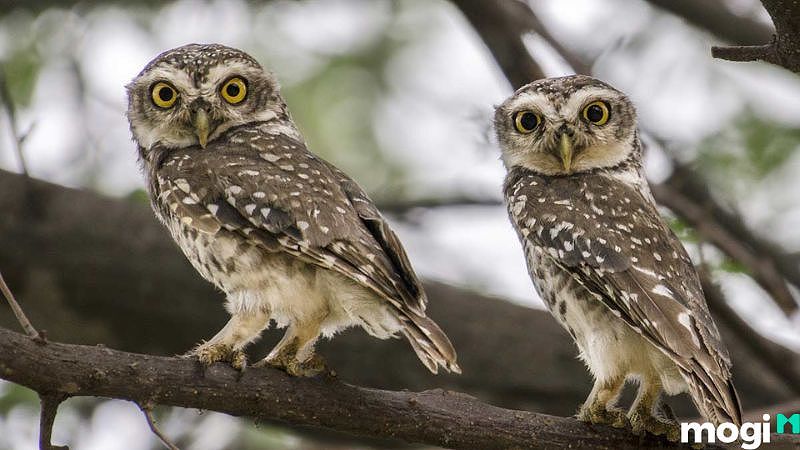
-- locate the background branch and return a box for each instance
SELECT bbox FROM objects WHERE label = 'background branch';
[643,0,773,45]
[709,0,800,72]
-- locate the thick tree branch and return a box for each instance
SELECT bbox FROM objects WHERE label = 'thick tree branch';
[0,326,719,450]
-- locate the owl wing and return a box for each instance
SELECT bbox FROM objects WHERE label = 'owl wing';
[505,168,741,424]
[321,161,427,311]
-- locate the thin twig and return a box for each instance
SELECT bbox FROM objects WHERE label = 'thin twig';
[711,42,780,65]
[38,393,68,450]
[139,403,180,450]
[0,270,40,340]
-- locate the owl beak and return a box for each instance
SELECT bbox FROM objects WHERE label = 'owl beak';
[558,133,573,172]
[193,108,210,148]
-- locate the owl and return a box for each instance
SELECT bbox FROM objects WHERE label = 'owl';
[126,43,459,377]
[495,75,741,439]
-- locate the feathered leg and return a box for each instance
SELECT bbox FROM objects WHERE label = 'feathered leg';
[188,308,270,370]
[628,375,680,441]
[256,319,327,377]
[577,375,628,428]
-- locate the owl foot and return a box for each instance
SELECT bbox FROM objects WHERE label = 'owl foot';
[628,409,680,442]
[577,403,629,429]
[286,354,328,377]
[187,342,247,371]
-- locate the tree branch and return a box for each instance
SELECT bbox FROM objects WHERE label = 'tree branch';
[0,326,719,450]
[652,174,798,315]
[38,393,68,450]
[139,403,180,450]
[643,0,773,46]
[710,0,800,72]
[451,0,546,87]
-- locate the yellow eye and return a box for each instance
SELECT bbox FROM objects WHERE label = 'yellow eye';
[514,111,541,133]
[582,101,610,125]
[220,77,247,104]
[151,82,178,108]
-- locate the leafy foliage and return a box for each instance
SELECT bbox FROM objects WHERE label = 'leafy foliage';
[697,109,800,185]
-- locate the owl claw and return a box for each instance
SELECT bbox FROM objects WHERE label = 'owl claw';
[254,352,328,377]
[577,404,629,429]
[187,342,247,371]
[286,354,328,377]
[628,409,680,442]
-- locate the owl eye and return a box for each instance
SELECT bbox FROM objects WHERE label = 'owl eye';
[151,82,178,109]
[582,101,610,125]
[220,77,247,104]
[514,111,541,133]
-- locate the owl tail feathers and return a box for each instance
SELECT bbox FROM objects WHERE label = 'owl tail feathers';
[681,363,743,427]
[400,312,461,375]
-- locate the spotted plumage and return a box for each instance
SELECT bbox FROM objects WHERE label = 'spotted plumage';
[127,43,458,376]
[496,75,740,438]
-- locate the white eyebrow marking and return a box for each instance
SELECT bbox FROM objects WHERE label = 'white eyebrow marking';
[560,86,616,119]
[504,91,558,118]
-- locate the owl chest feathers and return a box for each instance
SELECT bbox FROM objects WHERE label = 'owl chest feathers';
[504,167,687,384]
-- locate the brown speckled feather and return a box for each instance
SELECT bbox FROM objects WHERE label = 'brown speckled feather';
[505,166,741,424]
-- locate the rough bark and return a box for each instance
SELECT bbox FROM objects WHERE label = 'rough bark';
[0,326,724,450]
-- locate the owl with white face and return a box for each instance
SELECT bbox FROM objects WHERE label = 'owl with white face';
[496,75,741,439]
[126,43,459,376]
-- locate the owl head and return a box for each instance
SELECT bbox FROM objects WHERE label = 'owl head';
[494,75,640,176]
[126,43,286,156]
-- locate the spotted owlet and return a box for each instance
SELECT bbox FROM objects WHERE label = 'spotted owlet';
[495,75,741,438]
[126,44,459,376]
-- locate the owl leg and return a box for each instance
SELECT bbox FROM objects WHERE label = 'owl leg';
[189,309,270,371]
[577,375,628,428]
[256,319,327,377]
[627,376,680,441]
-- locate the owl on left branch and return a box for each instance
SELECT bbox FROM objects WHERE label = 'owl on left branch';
[126,44,459,376]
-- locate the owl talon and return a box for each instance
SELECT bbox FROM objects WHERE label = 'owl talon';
[628,410,680,442]
[286,354,328,377]
[188,342,247,371]
[577,404,629,429]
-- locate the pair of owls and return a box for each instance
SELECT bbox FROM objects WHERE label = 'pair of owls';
[127,44,741,439]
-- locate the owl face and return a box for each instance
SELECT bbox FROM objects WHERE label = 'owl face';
[127,44,285,155]
[494,75,639,176]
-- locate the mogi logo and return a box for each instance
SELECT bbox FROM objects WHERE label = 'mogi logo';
[681,413,799,449]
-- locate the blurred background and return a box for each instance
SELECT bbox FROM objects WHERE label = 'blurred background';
[0,0,799,449]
